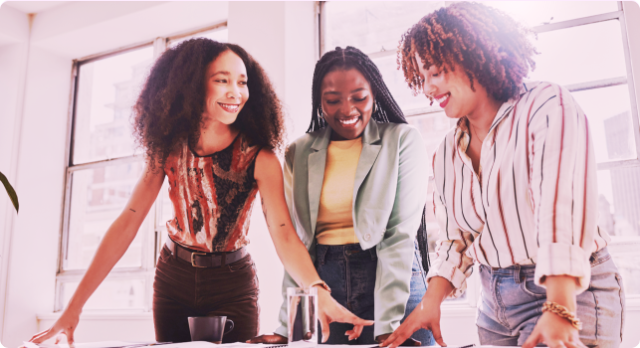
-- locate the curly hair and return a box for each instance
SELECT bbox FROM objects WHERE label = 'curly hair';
[308,46,406,132]
[133,39,284,171]
[398,2,537,103]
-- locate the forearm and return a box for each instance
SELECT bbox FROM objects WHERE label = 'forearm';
[542,275,579,311]
[425,276,456,304]
[67,215,140,311]
[271,228,320,287]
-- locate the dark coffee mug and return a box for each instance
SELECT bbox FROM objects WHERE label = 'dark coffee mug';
[188,316,234,344]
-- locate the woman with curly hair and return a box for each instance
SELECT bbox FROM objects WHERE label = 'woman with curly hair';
[251,46,434,346]
[29,39,372,345]
[382,3,624,348]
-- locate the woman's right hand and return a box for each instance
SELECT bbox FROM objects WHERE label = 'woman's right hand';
[380,277,454,348]
[247,333,288,344]
[380,298,443,348]
[29,307,81,345]
[316,287,374,342]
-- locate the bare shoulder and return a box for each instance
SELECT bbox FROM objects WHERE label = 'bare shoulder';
[142,157,166,185]
[255,148,282,181]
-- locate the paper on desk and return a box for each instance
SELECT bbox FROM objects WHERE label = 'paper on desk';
[22,341,156,348]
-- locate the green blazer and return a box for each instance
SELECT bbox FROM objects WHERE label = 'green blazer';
[274,120,429,337]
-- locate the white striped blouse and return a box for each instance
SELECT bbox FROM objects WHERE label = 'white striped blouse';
[426,81,610,297]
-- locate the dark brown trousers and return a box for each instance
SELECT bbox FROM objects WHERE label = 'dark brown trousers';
[153,245,260,343]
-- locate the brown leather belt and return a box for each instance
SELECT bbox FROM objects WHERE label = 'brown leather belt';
[166,238,248,268]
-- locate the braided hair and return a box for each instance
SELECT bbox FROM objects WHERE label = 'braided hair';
[308,46,430,273]
[308,46,405,132]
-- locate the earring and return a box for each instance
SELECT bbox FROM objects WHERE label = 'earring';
[372,100,378,115]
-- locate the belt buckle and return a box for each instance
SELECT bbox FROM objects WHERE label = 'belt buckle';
[191,252,207,268]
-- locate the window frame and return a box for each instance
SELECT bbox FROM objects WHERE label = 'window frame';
[318,0,640,308]
[55,22,228,313]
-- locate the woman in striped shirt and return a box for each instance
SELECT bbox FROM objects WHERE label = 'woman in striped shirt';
[382,3,624,348]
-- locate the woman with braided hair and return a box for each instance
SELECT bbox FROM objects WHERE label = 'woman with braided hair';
[250,46,434,346]
[382,3,624,348]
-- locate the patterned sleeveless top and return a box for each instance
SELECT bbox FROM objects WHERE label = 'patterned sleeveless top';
[164,133,261,252]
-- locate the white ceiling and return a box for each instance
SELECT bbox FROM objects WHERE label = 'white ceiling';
[3,1,68,14]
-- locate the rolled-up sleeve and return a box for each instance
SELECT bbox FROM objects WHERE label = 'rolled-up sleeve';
[529,84,596,294]
[425,142,476,299]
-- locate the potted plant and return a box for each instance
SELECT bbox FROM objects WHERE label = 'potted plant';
[0,171,18,213]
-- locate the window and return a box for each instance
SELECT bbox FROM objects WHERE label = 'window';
[57,24,228,312]
[321,1,640,303]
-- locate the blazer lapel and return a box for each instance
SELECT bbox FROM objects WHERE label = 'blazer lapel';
[307,127,331,234]
[353,121,382,195]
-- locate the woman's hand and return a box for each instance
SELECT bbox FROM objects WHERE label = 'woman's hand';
[317,287,374,342]
[29,307,81,345]
[247,333,287,344]
[255,150,374,342]
[522,311,586,348]
[246,288,374,343]
[380,297,443,348]
[522,275,586,348]
[376,333,421,346]
[380,277,453,348]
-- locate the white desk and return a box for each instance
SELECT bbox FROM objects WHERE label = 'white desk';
[24,342,509,348]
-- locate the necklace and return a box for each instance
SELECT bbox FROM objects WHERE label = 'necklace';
[470,123,483,145]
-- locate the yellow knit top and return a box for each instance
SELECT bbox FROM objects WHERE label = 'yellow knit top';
[315,137,363,245]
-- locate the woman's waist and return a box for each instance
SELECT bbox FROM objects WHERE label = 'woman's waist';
[315,243,377,262]
[476,246,612,275]
[166,229,250,253]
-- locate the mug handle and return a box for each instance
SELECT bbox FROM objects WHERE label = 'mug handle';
[225,319,234,334]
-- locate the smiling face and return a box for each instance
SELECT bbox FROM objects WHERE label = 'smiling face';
[416,53,488,120]
[203,50,249,125]
[320,68,374,140]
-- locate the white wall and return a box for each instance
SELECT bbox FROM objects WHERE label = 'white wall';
[1,1,640,348]
[2,44,72,347]
[0,2,32,346]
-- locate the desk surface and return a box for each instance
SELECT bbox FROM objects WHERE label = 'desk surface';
[25,341,507,348]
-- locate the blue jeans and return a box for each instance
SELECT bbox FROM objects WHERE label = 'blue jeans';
[477,247,625,348]
[315,242,434,345]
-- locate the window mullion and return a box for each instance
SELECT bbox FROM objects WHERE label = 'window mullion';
[68,155,145,172]
[532,11,622,34]
[153,37,167,59]
[618,6,640,159]
[597,159,640,171]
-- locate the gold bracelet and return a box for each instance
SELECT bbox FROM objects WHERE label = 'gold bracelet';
[542,301,582,330]
[308,279,331,293]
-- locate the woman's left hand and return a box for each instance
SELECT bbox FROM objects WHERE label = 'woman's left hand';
[522,311,587,348]
[317,287,374,342]
[247,333,287,344]
[523,275,587,348]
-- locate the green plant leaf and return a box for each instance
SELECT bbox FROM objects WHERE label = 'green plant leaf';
[0,171,19,213]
